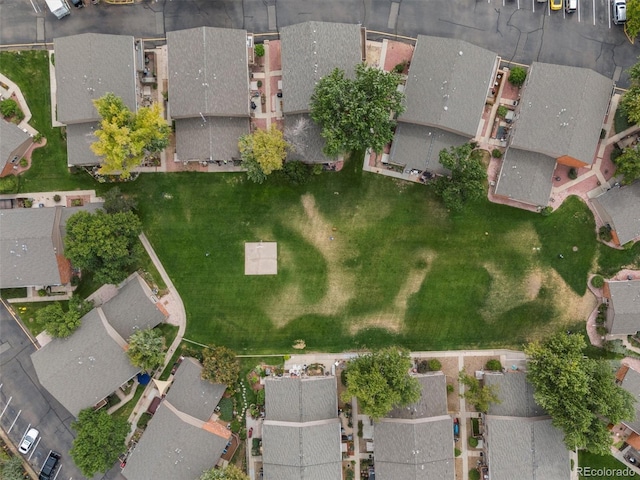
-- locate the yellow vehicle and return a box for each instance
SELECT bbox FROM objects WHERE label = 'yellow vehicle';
[550,0,562,10]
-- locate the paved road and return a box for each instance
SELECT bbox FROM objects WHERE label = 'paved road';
[0,300,85,479]
[0,0,638,86]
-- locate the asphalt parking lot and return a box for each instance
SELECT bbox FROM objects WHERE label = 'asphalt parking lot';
[0,301,84,479]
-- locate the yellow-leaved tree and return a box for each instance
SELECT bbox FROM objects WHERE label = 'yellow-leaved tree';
[238,125,289,183]
[91,93,170,179]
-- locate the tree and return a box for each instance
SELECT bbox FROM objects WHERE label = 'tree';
[36,296,92,338]
[103,186,137,214]
[239,125,289,182]
[201,345,240,394]
[627,0,640,40]
[199,464,250,480]
[613,146,640,184]
[127,328,166,372]
[342,347,420,420]
[91,93,170,179]
[1,456,24,480]
[525,332,636,454]
[70,408,129,477]
[433,143,487,211]
[620,59,640,125]
[310,63,405,157]
[458,371,500,413]
[508,66,527,87]
[64,209,142,285]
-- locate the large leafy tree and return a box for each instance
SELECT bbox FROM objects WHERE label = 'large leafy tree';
[127,328,166,372]
[91,93,170,179]
[199,465,250,480]
[1,456,25,480]
[70,408,129,477]
[342,347,420,420]
[433,143,487,211]
[458,371,500,413]
[201,345,240,394]
[36,296,93,338]
[613,146,640,184]
[64,209,142,285]
[525,332,635,455]
[310,63,405,157]
[621,59,640,125]
[239,125,289,182]
[627,0,640,41]
[103,186,137,214]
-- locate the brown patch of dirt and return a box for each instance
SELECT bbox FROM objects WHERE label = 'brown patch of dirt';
[525,270,542,300]
[365,40,382,67]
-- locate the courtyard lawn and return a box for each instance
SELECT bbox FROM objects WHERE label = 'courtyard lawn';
[579,451,636,480]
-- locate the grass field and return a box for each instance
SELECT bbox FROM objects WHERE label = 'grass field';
[579,451,636,479]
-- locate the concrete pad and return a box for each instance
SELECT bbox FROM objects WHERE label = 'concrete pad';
[155,11,164,36]
[388,2,399,29]
[268,5,276,31]
[245,242,277,275]
[36,17,44,43]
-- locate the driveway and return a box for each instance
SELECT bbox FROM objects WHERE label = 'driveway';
[0,300,85,479]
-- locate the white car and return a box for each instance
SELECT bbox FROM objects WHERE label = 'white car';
[18,428,39,454]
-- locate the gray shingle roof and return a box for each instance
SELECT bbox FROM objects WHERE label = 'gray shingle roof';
[374,418,455,480]
[0,208,61,288]
[165,358,226,422]
[386,373,448,419]
[622,367,640,433]
[262,421,343,479]
[167,27,249,118]
[485,372,545,417]
[174,117,248,162]
[494,148,556,207]
[607,280,640,335]
[265,376,337,422]
[486,417,570,480]
[591,182,640,245]
[100,273,164,339]
[66,122,101,166]
[122,403,228,480]
[284,113,331,163]
[0,118,31,171]
[280,21,362,114]
[400,35,497,137]
[390,123,468,175]
[54,33,137,124]
[31,309,139,417]
[510,62,612,165]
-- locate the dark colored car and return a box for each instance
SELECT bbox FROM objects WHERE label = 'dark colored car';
[39,451,61,480]
[69,0,84,7]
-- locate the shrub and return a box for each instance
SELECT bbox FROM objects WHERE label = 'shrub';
[599,225,613,242]
[256,388,265,406]
[469,470,481,480]
[254,44,265,57]
[610,146,623,162]
[469,436,479,448]
[24,199,33,208]
[257,80,263,88]
[313,164,323,175]
[596,325,607,337]
[454,448,461,457]
[568,167,578,180]
[71,198,83,206]
[496,105,508,118]
[491,148,502,158]
[540,206,553,216]
[281,160,312,185]
[38,289,47,297]
[508,66,527,87]
[394,61,408,74]
[251,438,261,456]
[600,128,607,139]
[137,412,152,429]
[417,360,429,374]
[485,359,502,371]
[0,176,18,194]
[0,99,20,118]
[230,419,241,433]
[591,275,604,289]
[33,132,43,143]
[53,194,61,203]
[427,359,442,371]
[447,384,454,394]
[19,158,27,168]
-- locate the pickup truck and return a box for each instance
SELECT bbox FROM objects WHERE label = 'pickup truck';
[39,451,61,480]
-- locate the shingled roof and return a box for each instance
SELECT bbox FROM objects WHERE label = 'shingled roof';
[284,113,331,164]
[621,367,640,434]
[591,181,640,245]
[606,280,640,335]
[167,27,249,118]
[385,373,448,419]
[174,116,248,162]
[265,376,337,422]
[485,372,545,417]
[510,62,612,165]
[280,21,362,114]
[400,35,497,137]
[65,122,101,166]
[54,33,137,124]
[494,148,556,207]
[0,118,31,172]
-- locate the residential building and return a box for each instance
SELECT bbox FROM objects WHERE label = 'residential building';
[389,36,498,175]
[484,372,571,480]
[280,21,362,163]
[54,33,138,167]
[619,366,640,438]
[495,62,613,207]
[0,118,32,177]
[122,358,230,480]
[31,273,165,416]
[604,279,640,335]
[0,202,102,289]
[374,372,455,480]
[167,27,250,163]
[591,181,640,246]
[261,376,342,479]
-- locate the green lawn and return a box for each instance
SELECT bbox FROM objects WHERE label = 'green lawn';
[579,451,637,479]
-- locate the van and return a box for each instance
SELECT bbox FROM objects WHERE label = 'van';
[39,451,61,480]
[44,0,71,18]
[612,0,627,24]
[565,0,577,12]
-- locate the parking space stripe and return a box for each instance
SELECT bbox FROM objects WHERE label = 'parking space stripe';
[8,411,21,433]
[28,436,41,460]
[0,396,11,419]
[592,0,596,24]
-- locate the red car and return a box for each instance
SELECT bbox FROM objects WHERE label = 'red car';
[248,427,253,438]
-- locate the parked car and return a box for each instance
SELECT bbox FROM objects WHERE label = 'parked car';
[550,0,562,10]
[612,0,627,24]
[69,0,84,7]
[453,418,460,438]
[39,451,61,480]
[18,428,39,454]
[565,0,577,13]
